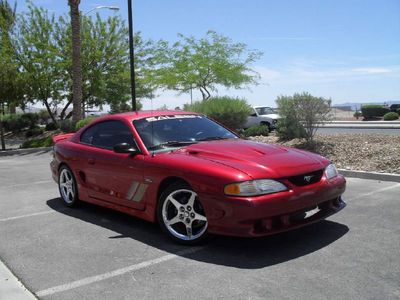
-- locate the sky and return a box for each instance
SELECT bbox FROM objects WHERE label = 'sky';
[11,0,400,110]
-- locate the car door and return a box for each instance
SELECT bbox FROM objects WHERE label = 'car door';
[246,108,258,128]
[79,120,146,210]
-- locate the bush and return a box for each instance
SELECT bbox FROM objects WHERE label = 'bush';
[20,137,53,149]
[276,92,331,142]
[397,108,400,115]
[75,117,96,130]
[184,96,252,130]
[2,114,29,132]
[2,113,40,132]
[383,112,399,121]
[38,110,51,124]
[20,113,40,129]
[361,105,390,119]
[59,119,75,133]
[25,127,44,138]
[244,125,269,137]
[45,122,58,131]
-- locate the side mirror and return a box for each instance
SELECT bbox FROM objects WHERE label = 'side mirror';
[250,113,257,117]
[113,142,140,155]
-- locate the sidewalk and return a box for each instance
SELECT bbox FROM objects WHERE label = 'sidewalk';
[0,260,36,300]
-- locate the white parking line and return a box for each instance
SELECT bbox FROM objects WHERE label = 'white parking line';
[1,180,53,189]
[347,183,400,201]
[0,210,56,222]
[36,246,206,297]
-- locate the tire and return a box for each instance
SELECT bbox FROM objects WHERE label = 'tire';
[157,182,208,245]
[260,121,272,132]
[58,165,79,207]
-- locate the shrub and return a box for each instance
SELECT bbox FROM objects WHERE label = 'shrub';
[25,127,44,138]
[397,108,400,115]
[383,112,399,121]
[184,96,252,130]
[59,119,75,133]
[276,92,331,143]
[20,137,53,149]
[45,122,58,131]
[2,114,29,132]
[38,110,51,124]
[75,117,96,130]
[2,113,40,132]
[244,124,269,137]
[361,105,389,119]
[20,113,40,129]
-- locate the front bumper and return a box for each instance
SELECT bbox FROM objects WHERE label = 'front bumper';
[201,174,346,237]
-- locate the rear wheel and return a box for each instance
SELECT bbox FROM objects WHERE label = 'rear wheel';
[58,165,79,207]
[157,182,208,244]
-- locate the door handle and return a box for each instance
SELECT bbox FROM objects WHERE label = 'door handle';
[88,158,96,165]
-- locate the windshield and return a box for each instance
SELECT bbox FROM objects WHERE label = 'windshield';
[133,114,238,150]
[256,107,275,115]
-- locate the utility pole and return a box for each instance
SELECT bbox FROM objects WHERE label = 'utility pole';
[127,0,136,111]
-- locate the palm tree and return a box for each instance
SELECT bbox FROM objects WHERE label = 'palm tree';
[68,0,83,123]
[0,0,17,150]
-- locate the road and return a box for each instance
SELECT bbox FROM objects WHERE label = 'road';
[1,151,399,299]
[317,127,400,135]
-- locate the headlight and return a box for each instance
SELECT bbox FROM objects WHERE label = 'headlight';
[224,179,287,196]
[325,163,338,179]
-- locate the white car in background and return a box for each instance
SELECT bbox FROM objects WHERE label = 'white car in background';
[245,106,280,131]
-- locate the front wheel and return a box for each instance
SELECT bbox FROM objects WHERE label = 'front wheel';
[157,182,208,244]
[58,165,79,207]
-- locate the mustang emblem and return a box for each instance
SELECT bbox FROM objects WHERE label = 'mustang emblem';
[304,175,314,182]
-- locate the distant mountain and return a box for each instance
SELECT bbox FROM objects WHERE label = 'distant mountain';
[333,100,400,111]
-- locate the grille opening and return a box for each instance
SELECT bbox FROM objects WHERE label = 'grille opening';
[288,169,324,186]
[253,198,343,234]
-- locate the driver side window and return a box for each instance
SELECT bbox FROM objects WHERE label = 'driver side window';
[80,120,135,150]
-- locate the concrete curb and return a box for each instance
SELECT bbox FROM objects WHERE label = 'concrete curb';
[339,169,400,183]
[330,121,400,124]
[322,125,400,129]
[0,147,52,157]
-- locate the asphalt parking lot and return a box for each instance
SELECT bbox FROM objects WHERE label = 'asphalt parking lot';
[1,151,399,300]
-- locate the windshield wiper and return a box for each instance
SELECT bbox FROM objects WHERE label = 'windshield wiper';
[197,136,230,141]
[148,140,197,150]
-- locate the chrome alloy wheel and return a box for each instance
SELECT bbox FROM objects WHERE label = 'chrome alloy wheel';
[162,189,208,241]
[59,168,76,204]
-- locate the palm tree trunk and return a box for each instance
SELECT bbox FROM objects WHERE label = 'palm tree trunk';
[69,0,83,123]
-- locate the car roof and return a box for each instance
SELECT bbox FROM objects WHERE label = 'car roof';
[92,110,200,123]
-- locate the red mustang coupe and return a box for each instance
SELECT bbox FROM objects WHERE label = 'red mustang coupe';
[50,111,346,244]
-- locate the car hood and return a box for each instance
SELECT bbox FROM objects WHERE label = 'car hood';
[259,113,280,119]
[173,139,328,179]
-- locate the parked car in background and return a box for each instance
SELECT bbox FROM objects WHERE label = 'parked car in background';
[245,106,280,131]
[389,104,400,112]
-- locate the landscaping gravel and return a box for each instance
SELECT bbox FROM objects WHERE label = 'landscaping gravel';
[250,133,400,174]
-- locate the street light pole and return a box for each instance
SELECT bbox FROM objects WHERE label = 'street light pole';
[127,0,136,111]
